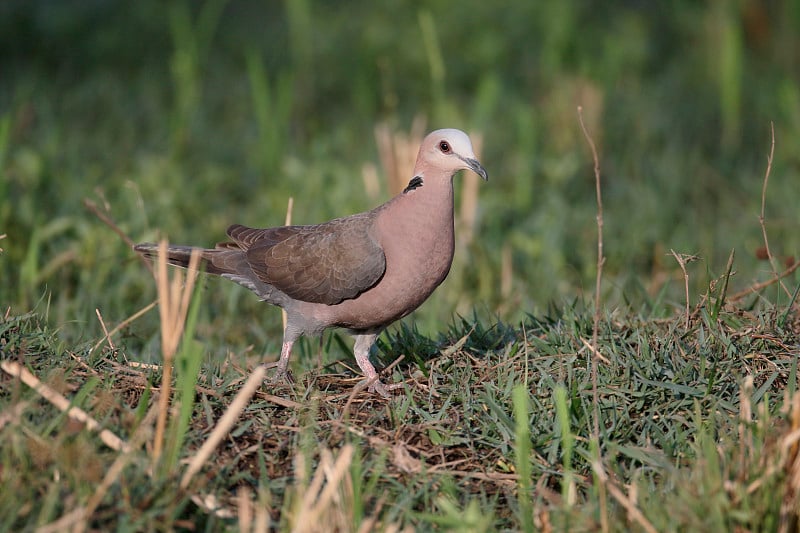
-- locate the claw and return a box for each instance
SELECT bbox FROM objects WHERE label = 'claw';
[367,378,390,398]
[265,364,294,385]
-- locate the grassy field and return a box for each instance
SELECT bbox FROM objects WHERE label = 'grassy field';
[2,1,800,530]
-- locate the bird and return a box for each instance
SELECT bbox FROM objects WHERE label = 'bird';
[134,129,488,396]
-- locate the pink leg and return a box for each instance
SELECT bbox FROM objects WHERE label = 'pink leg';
[353,333,389,397]
[270,339,294,383]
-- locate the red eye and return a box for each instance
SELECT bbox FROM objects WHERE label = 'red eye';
[439,141,451,153]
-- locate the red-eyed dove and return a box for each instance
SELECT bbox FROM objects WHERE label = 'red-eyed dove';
[134,129,488,396]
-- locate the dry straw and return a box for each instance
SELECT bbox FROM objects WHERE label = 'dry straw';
[373,117,427,196]
[152,240,201,463]
[0,360,130,453]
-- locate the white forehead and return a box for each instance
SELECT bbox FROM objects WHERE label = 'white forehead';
[426,128,474,153]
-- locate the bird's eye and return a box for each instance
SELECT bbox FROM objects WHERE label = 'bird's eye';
[438,141,451,153]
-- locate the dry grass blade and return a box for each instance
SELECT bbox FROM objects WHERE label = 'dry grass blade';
[591,459,658,533]
[90,300,158,355]
[579,337,610,365]
[779,391,800,532]
[756,122,791,299]
[234,486,270,533]
[669,250,700,329]
[259,393,304,410]
[94,308,115,353]
[577,106,605,362]
[254,495,270,533]
[190,494,237,519]
[374,117,426,195]
[0,360,130,453]
[729,259,800,303]
[34,509,86,533]
[578,104,609,532]
[237,486,254,533]
[83,197,153,275]
[153,240,201,463]
[290,445,355,533]
[738,376,754,483]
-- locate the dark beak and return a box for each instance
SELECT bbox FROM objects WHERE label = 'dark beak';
[463,157,489,181]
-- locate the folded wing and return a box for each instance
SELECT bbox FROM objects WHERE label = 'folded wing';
[225,215,386,305]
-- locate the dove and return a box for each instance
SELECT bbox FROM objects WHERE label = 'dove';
[134,129,487,396]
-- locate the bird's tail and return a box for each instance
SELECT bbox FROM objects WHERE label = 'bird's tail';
[132,243,236,276]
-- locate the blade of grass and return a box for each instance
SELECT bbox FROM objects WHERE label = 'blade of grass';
[711,249,736,322]
[778,282,800,329]
[153,241,201,467]
[554,385,576,505]
[164,277,205,470]
[579,104,610,532]
[512,384,534,533]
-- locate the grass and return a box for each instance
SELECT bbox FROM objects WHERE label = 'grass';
[2,292,799,530]
[2,1,800,530]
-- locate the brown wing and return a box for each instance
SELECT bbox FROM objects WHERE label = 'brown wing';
[226,224,291,249]
[226,215,386,305]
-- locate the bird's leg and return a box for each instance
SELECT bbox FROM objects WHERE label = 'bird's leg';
[268,339,294,384]
[353,333,389,397]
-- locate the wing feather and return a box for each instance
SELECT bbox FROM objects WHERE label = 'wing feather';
[223,215,386,305]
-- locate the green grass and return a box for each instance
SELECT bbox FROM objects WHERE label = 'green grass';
[1,0,800,530]
[2,297,799,530]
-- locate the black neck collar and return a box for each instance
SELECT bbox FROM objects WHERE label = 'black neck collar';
[403,176,423,193]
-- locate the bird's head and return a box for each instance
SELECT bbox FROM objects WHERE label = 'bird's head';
[416,129,489,181]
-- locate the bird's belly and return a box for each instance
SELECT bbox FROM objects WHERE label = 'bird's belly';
[326,248,453,331]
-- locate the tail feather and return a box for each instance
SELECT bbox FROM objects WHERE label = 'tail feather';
[132,243,236,276]
[135,241,285,303]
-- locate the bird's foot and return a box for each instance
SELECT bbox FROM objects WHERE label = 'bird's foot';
[366,377,390,398]
[359,375,405,398]
[263,364,294,385]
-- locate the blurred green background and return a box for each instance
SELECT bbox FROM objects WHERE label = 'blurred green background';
[0,0,798,358]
